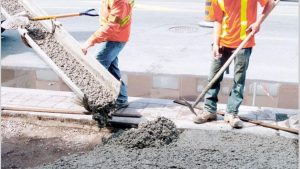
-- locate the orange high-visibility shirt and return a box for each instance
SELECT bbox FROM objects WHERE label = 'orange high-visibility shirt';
[87,0,133,46]
[211,0,268,48]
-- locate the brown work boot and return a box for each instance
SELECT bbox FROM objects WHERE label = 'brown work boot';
[224,113,243,129]
[193,111,217,124]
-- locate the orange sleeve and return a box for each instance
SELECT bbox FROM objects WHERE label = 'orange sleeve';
[87,0,129,46]
[211,0,224,23]
[258,0,269,7]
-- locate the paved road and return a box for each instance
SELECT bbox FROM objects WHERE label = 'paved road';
[1,0,298,83]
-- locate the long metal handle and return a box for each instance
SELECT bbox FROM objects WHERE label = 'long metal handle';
[192,0,279,108]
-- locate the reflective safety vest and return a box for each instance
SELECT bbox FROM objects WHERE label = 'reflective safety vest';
[212,0,268,48]
[217,0,247,40]
[87,0,134,45]
[101,0,134,27]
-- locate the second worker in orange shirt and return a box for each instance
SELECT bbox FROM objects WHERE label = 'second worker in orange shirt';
[194,0,276,128]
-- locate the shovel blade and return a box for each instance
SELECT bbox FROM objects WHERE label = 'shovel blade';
[182,99,198,116]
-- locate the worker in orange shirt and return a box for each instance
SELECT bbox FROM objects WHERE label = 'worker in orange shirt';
[82,0,134,109]
[193,0,276,128]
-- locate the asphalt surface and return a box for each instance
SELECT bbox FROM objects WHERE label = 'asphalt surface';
[1,0,298,83]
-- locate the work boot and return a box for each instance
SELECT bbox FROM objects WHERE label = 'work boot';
[193,111,217,124]
[224,113,243,129]
[115,100,129,110]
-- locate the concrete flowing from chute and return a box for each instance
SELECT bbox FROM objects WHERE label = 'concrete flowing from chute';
[2,0,117,126]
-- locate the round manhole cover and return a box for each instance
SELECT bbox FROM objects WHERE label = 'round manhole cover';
[168,25,199,33]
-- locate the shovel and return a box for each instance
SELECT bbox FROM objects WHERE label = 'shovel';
[182,31,255,116]
[178,0,279,116]
[1,8,99,30]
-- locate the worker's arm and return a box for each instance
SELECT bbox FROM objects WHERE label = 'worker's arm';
[210,0,224,59]
[82,0,128,54]
[213,21,222,59]
[246,0,276,34]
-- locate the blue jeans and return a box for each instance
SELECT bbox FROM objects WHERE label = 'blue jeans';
[95,41,128,104]
[204,47,252,115]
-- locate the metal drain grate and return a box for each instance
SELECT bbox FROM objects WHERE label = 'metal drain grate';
[168,25,199,33]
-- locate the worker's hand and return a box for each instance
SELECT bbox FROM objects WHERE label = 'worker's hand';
[246,22,261,34]
[212,44,221,59]
[81,47,88,55]
[81,41,92,55]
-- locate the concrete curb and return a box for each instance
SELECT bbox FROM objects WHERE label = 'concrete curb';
[2,110,98,129]
[2,108,298,139]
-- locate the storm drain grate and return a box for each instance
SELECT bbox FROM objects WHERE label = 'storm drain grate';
[168,25,199,33]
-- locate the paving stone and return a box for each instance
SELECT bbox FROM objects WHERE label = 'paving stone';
[128,102,148,109]
[158,109,178,119]
[3,92,22,100]
[164,104,184,111]
[52,102,77,109]
[14,94,36,102]
[37,101,61,108]
[146,103,166,109]
[117,108,144,116]
[129,97,173,105]
[6,99,27,105]
[1,99,10,105]
[48,96,69,102]
[31,95,53,102]
[141,108,167,118]
[22,100,43,107]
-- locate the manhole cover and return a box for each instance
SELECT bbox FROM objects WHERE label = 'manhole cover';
[168,25,199,33]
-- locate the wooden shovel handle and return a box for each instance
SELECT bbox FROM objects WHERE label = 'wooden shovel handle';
[192,0,280,108]
[30,13,80,21]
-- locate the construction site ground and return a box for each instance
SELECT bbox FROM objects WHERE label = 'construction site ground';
[1,0,299,168]
[1,87,299,168]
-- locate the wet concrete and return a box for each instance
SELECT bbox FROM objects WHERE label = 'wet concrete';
[107,117,180,149]
[2,0,116,126]
[39,128,298,169]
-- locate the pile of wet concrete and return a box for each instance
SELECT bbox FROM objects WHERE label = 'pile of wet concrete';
[106,117,180,149]
[38,117,298,169]
[2,0,116,126]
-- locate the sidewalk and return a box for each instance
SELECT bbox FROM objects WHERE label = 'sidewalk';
[1,87,298,139]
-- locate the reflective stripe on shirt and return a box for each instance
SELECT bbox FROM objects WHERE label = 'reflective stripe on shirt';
[240,0,248,40]
[218,0,228,38]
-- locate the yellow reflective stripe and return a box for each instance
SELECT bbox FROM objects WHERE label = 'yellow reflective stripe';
[119,15,130,27]
[240,0,248,40]
[102,14,131,27]
[218,0,228,38]
[217,0,225,11]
